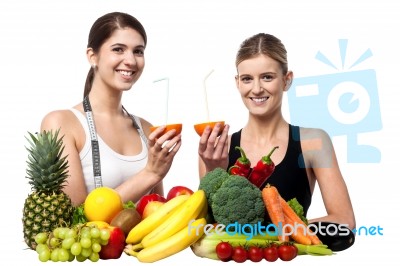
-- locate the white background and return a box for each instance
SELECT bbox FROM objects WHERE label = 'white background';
[1,0,399,265]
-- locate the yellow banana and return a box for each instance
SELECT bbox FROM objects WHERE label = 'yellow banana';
[140,189,206,248]
[125,217,207,263]
[125,194,190,244]
[196,198,208,219]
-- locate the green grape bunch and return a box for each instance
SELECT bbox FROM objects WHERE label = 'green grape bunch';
[34,224,111,262]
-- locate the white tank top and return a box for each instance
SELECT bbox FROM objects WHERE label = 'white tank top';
[69,108,148,193]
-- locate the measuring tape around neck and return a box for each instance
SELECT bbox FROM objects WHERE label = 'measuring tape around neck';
[83,96,103,188]
[83,96,149,189]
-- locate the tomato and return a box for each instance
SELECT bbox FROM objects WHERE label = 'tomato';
[135,194,166,217]
[263,244,279,262]
[215,241,233,261]
[247,246,263,262]
[278,243,297,261]
[289,244,298,259]
[232,246,248,263]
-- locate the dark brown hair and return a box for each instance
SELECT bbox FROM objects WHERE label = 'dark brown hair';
[235,33,288,75]
[83,12,147,98]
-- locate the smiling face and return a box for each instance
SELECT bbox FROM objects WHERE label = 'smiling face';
[236,54,291,118]
[88,27,145,93]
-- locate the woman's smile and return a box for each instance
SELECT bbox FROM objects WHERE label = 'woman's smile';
[116,70,134,76]
[250,96,269,102]
[116,69,135,82]
[250,96,270,105]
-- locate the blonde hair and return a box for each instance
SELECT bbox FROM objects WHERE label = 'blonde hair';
[235,33,288,74]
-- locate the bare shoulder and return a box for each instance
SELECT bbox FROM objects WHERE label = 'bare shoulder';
[41,109,70,128]
[299,126,334,154]
[40,109,82,134]
[299,127,333,147]
[299,127,336,168]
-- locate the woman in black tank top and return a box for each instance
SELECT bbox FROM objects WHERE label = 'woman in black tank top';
[198,33,355,230]
[228,125,312,217]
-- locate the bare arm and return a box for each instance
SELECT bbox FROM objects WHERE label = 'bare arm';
[302,128,356,230]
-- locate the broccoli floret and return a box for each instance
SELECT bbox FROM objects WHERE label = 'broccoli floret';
[199,167,230,207]
[211,175,265,226]
[198,168,231,223]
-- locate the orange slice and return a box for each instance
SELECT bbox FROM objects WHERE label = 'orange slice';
[194,121,225,136]
[150,123,182,135]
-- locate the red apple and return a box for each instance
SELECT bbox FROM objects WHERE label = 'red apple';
[135,193,167,217]
[99,226,125,260]
[166,186,194,201]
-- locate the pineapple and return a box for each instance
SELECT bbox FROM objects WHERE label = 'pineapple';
[22,129,74,250]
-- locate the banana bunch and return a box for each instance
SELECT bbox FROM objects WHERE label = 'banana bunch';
[124,190,208,263]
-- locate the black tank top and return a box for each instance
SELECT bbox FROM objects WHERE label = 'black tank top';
[228,124,312,218]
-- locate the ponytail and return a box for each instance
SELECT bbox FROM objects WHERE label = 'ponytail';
[83,67,94,99]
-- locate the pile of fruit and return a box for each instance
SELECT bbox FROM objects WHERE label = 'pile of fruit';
[21,129,204,262]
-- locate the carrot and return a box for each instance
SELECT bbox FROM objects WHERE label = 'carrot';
[262,184,289,242]
[283,213,312,245]
[279,196,322,245]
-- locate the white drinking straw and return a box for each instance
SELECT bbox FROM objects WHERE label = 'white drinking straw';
[153,77,169,125]
[203,70,214,121]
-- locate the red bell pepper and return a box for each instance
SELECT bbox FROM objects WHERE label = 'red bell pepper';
[248,146,279,187]
[228,146,251,178]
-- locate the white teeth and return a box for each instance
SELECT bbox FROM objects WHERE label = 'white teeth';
[252,97,268,103]
[118,70,133,76]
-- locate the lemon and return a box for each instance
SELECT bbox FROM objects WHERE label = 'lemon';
[84,187,123,223]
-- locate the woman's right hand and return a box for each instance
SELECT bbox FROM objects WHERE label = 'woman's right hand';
[145,125,182,183]
[198,123,230,175]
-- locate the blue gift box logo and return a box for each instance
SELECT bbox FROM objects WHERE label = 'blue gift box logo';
[287,39,382,163]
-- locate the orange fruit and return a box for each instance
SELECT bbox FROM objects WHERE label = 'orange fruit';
[150,123,182,135]
[84,187,124,224]
[194,121,225,136]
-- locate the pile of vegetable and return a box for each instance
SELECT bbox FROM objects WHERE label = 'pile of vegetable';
[193,167,336,262]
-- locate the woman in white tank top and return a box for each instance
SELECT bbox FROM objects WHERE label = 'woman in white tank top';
[40,12,182,206]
